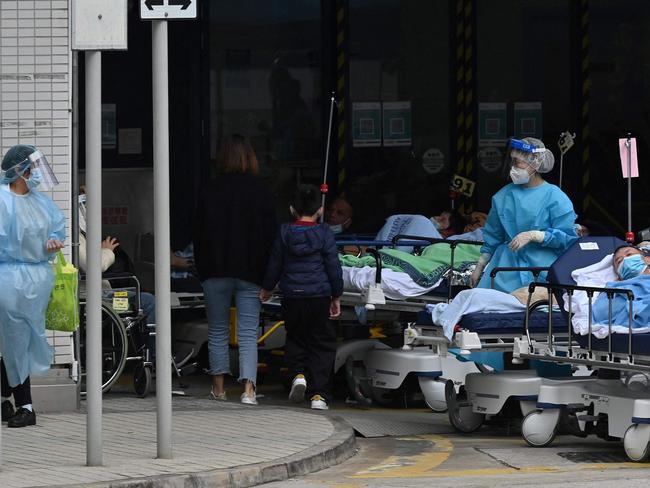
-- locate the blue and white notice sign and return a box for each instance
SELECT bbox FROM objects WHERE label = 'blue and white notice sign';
[141,0,198,20]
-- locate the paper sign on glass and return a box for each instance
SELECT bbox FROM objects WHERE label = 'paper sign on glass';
[619,138,639,178]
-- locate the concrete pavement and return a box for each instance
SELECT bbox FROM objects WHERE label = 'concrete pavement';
[0,394,356,488]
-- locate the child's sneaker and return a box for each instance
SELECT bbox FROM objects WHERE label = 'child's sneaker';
[310,395,329,410]
[288,374,307,403]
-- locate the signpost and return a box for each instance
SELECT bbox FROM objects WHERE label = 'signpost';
[141,0,198,460]
[71,0,128,467]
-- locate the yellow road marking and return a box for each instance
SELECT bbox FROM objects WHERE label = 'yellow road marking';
[349,433,650,480]
[351,435,452,479]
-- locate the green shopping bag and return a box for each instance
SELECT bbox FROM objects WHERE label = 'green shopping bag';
[45,250,80,332]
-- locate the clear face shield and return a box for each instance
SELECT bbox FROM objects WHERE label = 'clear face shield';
[28,150,59,191]
[0,149,59,191]
[78,193,87,233]
[502,138,546,180]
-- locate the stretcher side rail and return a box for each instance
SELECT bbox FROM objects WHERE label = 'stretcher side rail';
[516,281,643,371]
[489,266,549,290]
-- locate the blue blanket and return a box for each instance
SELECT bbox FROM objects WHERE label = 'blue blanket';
[592,275,650,330]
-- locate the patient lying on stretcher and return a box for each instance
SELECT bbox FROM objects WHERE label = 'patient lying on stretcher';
[588,245,650,332]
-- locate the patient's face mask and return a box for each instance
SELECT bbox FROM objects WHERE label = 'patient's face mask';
[509,166,532,185]
[618,254,648,280]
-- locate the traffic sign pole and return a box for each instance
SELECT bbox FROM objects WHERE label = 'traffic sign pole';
[152,18,173,459]
[85,49,103,467]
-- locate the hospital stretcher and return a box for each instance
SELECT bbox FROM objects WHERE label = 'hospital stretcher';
[334,234,576,414]
[442,237,626,433]
[505,236,650,461]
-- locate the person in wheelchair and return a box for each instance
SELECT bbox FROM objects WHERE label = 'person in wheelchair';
[78,192,156,329]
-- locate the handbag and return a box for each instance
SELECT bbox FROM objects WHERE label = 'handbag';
[45,250,80,332]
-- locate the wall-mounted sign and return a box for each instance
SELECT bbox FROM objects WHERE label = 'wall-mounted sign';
[478,102,507,147]
[352,102,381,147]
[514,102,542,139]
[382,101,411,147]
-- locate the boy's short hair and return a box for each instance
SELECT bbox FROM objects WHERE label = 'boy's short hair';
[292,184,321,217]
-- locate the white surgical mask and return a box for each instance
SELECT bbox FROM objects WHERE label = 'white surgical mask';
[329,224,344,234]
[509,166,531,185]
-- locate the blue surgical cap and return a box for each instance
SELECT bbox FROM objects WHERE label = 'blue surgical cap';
[1,144,36,184]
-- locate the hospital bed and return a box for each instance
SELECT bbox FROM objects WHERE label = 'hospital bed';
[334,234,514,411]
[507,236,650,461]
[441,237,626,433]
[337,233,605,425]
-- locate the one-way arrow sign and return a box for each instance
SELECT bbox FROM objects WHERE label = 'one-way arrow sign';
[141,0,197,19]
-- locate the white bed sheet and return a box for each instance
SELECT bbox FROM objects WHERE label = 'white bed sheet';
[342,266,441,300]
[565,254,650,337]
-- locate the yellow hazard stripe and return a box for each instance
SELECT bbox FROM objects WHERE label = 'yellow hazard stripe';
[336,0,346,191]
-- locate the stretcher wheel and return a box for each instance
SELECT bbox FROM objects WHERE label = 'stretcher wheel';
[445,380,484,433]
[344,356,372,406]
[418,377,447,413]
[133,363,153,398]
[624,424,650,462]
[522,409,560,447]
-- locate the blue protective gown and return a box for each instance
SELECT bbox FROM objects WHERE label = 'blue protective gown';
[478,181,578,293]
[0,184,65,386]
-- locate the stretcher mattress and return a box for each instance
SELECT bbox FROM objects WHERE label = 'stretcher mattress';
[459,311,568,334]
[416,310,567,334]
[576,333,650,355]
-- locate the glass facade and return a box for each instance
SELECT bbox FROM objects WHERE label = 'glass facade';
[206,1,323,215]
[84,0,650,239]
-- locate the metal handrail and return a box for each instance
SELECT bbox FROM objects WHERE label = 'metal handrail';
[523,281,636,366]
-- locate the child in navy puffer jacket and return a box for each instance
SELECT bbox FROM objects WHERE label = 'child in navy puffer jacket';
[260,185,343,410]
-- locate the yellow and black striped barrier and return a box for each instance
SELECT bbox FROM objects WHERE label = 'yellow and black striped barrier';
[336,0,347,193]
[454,0,476,214]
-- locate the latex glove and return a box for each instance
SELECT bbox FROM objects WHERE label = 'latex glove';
[470,253,491,288]
[509,230,545,252]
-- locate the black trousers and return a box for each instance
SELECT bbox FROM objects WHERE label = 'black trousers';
[1,360,32,407]
[282,297,336,402]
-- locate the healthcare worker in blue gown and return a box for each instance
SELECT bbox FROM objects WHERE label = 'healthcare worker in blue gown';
[0,144,65,427]
[470,137,578,293]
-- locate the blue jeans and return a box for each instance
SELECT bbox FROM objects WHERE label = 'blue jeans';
[202,278,261,386]
[140,292,156,325]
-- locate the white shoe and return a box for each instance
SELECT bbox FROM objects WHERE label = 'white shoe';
[288,374,307,403]
[310,395,329,410]
[240,392,258,405]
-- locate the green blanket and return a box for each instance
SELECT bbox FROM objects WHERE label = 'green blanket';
[340,243,481,287]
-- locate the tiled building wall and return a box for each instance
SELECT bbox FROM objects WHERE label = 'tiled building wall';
[0,0,74,366]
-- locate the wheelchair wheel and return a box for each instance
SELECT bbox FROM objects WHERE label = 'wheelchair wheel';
[79,302,128,395]
[133,363,153,398]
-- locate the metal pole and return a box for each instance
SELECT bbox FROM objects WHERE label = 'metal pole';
[85,50,103,467]
[319,94,336,221]
[626,134,632,235]
[152,20,172,459]
[559,153,564,190]
[72,51,82,409]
